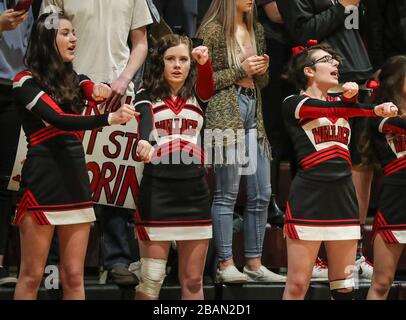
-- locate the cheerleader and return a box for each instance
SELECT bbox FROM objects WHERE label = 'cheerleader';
[366,56,406,299]
[282,43,397,300]
[13,13,136,300]
[133,34,214,300]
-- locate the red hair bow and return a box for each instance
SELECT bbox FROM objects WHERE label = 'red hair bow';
[365,79,380,100]
[291,39,318,56]
[366,79,380,90]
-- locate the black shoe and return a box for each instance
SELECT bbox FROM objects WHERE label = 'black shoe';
[0,266,17,287]
[109,266,139,286]
[268,195,285,228]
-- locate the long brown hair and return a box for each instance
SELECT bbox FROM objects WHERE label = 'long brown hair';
[197,0,257,68]
[143,34,197,102]
[375,55,406,113]
[359,56,406,166]
[25,13,83,114]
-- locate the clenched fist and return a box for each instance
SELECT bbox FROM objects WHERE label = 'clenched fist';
[192,46,209,65]
[108,104,138,125]
[342,82,359,99]
[92,83,112,102]
[374,102,398,118]
[339,0,360,8]
[136,140,154,163]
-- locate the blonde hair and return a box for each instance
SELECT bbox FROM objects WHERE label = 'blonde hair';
[197,0,257,68]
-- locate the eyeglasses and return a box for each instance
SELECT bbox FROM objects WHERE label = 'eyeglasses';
[309,55,339,66]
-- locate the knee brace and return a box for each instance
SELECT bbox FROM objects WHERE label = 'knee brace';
[330,278,355,300]
[135,258,167,298]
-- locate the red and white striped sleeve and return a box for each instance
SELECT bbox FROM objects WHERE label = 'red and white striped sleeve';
[283,95,376,120]
[13,71,109,131]
[372,117,406,135]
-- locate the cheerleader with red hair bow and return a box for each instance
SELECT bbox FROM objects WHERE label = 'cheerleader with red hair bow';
[366,56,406,300]
[282,43,397,300]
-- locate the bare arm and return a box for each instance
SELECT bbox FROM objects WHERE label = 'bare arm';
[106,26,148,111]
[120,26,148,86]
[263,1,283,24]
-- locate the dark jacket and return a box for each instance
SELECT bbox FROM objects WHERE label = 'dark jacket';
[276,0,373,82]
[365,0,406,70]
[256,0,292,45]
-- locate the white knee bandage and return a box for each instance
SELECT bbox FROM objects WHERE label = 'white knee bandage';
[330,278,355,290]
[136,258,167,298]
[330,278,355,300]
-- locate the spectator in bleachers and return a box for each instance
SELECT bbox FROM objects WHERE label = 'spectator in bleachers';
[0,0,33,287]
[364,0,406,72]
[365,56,406,300]
[151,0,198,38]
[197,0,212,28]
[282,43,397,300]
[277,0,375,280]
[182,0,198,37]
[256,0,294,229]
[152,0,188,35]
[197,0,286,284]
[133,34,214,300]
[41,0,152,286]
[13,13,136,300]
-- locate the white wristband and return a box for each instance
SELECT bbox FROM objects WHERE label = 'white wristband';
[107,113,113,125]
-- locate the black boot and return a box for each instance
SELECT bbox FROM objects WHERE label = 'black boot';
[268,158,284,228]
[268,194,284,228]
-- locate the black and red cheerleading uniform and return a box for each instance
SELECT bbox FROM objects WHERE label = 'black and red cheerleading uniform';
[282,94,377,240]
[370,117,406,243]
[12,70,109,225]
[134,61,214,241]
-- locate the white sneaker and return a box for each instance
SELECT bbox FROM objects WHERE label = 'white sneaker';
[311,257,328,281]
[128,260,141,280]
[243,266,286,282]
[355,256,373,280]
[216,265,249,284]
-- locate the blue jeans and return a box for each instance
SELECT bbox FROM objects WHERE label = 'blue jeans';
[95,205,138,270]
[212,93,271,261]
